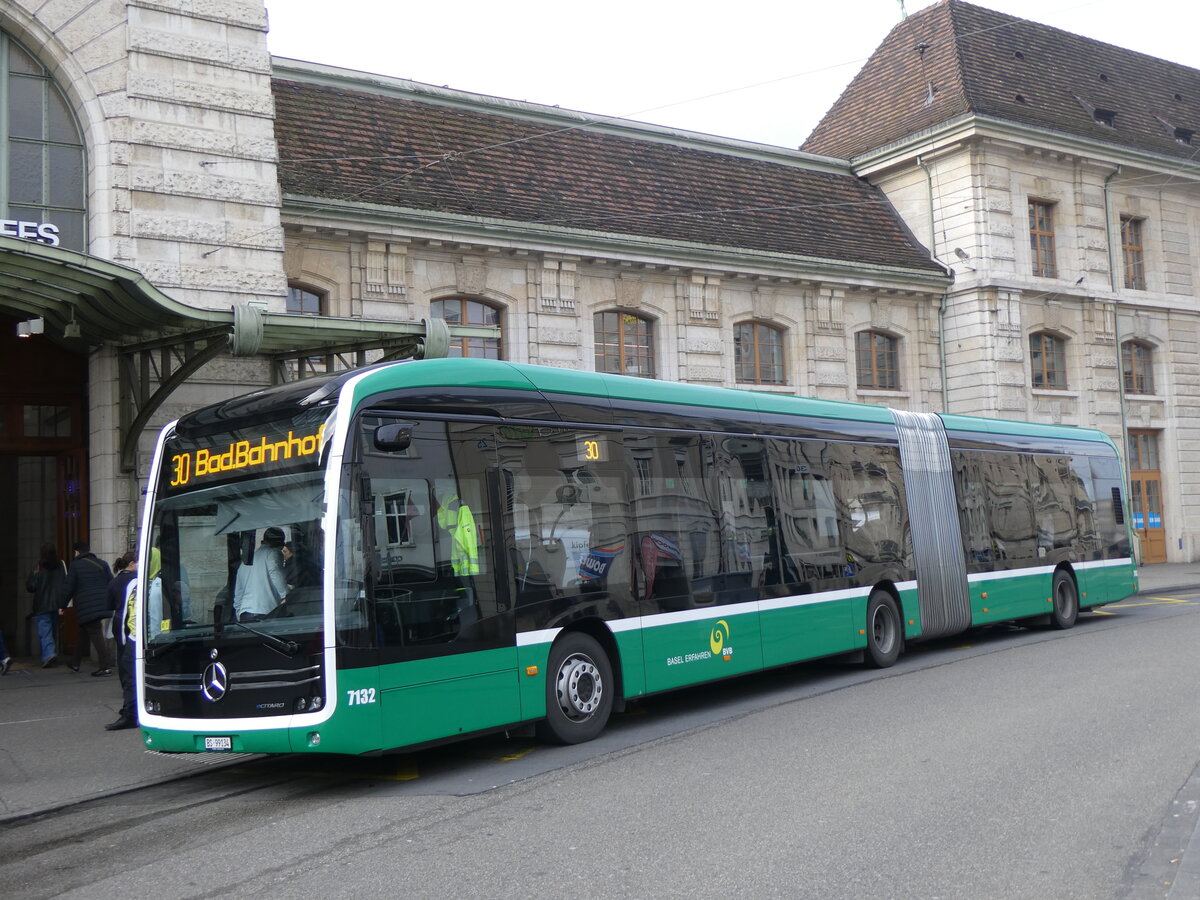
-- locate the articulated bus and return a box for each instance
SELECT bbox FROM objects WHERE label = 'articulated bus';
[136,359,1137,754]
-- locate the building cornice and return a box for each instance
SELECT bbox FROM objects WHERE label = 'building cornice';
[281,194,954,293]
[850,114,1200,181]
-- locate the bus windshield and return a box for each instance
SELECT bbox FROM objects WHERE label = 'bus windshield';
[145,414,331,647]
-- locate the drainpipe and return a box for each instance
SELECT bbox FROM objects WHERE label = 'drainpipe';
[1103,165,1136,560]
[917,156,951,411]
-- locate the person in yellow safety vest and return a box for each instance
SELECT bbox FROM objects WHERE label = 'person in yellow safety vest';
[436,494,480,576]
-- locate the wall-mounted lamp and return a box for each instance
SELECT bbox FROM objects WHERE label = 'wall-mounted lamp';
[16,317,44,338]
[952,248,976,271]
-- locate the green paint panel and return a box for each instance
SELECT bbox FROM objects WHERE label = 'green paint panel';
[380,670,520,749]
[516,642,552,720]
[377,647,520,749]
[296,665,381,754]
[759,599,857,668]
[899,587,922,639]
[641,611,761,693]
[352,358,540,408]
[971,572,1054,624]
[613,629,646,697]
[940,412,1118,448]
[378,647,517,689]
[1080,564,1138,607]
[354,360,909,427]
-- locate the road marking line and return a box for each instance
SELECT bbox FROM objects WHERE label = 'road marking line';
[1108,597,1195,609]
[496,747,536,762]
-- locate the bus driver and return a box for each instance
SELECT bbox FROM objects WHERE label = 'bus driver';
[233,527,287,621]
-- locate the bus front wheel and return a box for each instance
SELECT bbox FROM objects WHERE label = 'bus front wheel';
[865,589,902,668]
[538,632,614,745]
[1051,571,1079,630]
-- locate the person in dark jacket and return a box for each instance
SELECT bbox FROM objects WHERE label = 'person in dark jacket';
[62,540,114,676]
[26,542,66,667]
[106,551,139,730]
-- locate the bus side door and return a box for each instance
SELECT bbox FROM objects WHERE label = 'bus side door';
[360,417,519,751]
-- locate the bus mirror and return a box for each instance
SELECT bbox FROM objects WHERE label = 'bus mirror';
[374,424,413,452]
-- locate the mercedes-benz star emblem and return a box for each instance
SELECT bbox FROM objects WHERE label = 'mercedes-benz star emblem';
[201,661,229,702]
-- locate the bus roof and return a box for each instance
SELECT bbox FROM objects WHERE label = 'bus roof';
[346,359,1116,447]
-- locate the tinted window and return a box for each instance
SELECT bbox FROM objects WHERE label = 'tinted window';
[357,418,509,659]
[498,425,635,630]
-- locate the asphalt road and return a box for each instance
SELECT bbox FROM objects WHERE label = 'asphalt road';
[5,592,1200,899]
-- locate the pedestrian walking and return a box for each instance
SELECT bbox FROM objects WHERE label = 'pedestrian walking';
[0,628,10,675]
[26,542,66,667]
[61,540,114,676]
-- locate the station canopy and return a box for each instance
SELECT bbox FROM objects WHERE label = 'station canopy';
[0,235,445,358]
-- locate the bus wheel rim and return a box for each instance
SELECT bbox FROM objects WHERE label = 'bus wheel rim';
[1055,581,1072,617]
[557,655,601,719]
[872,605,895,653]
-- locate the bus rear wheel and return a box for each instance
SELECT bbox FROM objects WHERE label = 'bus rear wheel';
[1051,570,1079,630]
[538,632,614,745]
[865,589,902,668]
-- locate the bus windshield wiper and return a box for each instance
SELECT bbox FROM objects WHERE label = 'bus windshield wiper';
[224,618,300,657]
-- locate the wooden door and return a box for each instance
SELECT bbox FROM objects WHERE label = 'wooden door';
[1128,431,1166,564]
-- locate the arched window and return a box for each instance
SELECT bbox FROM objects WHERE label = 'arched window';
[855,330,899,390]
[286,285,324,315]
[431,297,502,359]
[594,311,654,377]
[734,322,784,385]
[1122,340,1154,395]
[1030,331,1068,389]
[2,33,87,250]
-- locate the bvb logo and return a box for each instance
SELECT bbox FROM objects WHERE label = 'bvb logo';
[709,619,732,660]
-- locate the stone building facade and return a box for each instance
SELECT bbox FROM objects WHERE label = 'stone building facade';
[0,0,1195,654]
[803,0,1200,563]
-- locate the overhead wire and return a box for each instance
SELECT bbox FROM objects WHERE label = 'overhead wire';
[203,0,1195,255]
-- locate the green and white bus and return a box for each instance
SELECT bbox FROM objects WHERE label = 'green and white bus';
[136,359,1137,754]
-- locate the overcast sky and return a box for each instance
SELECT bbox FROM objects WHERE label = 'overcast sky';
[265,0,1193,150]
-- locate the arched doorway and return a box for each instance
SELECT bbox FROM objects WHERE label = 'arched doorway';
[0,315,87,657]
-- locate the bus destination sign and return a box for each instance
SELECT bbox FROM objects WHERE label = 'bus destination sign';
[169,424,326,488]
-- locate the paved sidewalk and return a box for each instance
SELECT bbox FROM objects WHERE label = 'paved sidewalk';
[0,660,225,823]
[1,561,1198,824]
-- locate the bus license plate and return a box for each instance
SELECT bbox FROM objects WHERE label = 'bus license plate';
[204,736,233,751]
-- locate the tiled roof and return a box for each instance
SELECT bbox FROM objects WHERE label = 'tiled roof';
[803,0,1200,162]
[270,77,945,276]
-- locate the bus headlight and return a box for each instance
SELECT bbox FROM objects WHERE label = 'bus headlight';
[310,695,323,711]
[294,697,308,712]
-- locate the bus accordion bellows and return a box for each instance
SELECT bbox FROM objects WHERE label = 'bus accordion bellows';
[136,359,1137,754]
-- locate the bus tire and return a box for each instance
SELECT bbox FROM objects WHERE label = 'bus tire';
[865,589,902,668]
[538,632,614,745]
[1051,570,1079,630]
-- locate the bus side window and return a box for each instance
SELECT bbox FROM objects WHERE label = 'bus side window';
[979,452,1036,568]
[1090,454,1130,559]
[355,417,506,655]
[1030,455,1079,557]
[498,427,633,618]
[952,450,994,572]
[765,438,846,589]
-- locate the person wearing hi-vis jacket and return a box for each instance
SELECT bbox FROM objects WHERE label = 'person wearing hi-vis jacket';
[436,491,480,632]
[436,493,479,576]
